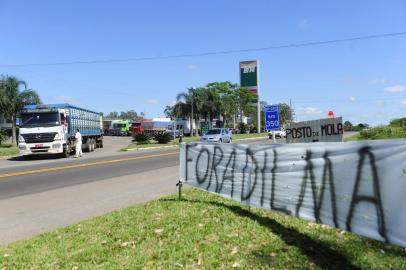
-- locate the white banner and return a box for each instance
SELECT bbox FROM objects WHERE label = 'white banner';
[179,140,406,247]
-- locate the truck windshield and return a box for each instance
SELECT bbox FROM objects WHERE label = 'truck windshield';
[20,112,60,127]
[131,123,141,127]
[113,123,124,129]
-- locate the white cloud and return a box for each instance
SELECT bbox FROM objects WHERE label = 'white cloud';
[298,19,310,29]
[401,99,406,105]
[349,96,356,102]
[52,95,76,102]
[297,107,322,115]
[370,78,387,85]
[168,100,176,106]
[187,64,198,70]
[384,85,406,93]
[146,99,159,105]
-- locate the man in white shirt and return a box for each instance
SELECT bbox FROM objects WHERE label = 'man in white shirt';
[75,128,83,158]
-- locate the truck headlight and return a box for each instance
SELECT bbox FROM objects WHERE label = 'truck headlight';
[18,135,25,143]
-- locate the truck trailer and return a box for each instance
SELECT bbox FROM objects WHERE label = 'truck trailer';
[18,104,103,158]
[131,118,172,136]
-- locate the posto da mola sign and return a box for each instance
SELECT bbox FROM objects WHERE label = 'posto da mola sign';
[240,60,258,95]
[286,117,343,143]
[179,140,406,247]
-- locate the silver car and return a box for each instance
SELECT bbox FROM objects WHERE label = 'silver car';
[200,128,232,143]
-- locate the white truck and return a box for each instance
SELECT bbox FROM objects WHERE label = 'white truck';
[18,104,103,158]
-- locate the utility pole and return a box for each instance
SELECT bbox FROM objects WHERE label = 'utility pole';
[190,88,194,136]
[257,99,261,133]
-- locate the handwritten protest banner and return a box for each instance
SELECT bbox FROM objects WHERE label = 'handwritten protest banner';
[179,140,406,247]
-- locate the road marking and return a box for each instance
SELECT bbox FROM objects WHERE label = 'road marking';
[0,151,179,179]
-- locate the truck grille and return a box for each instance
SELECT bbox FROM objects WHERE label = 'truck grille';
[22,133,57,143]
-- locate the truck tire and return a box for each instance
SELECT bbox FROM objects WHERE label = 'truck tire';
[85,140,91,152]
[91,139,96,152]
[99,138,104,148]
[61,144,70,158]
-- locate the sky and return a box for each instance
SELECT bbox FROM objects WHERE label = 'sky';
[0,0,405,126]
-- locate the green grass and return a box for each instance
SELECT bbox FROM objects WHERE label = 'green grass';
[1,189,405,269]
[0,144,19,157]
[121,133,267,151]
[346,127,406,141]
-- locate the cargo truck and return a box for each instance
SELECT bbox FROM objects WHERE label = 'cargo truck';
[131,118,172,136]
[18,104,103,158]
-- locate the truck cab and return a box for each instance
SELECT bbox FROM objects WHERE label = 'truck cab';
[18,106,69,156]
[111,120,130,136]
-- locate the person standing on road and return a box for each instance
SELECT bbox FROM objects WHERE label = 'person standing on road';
[75,128,83,158]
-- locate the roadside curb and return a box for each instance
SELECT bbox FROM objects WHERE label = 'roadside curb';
[122,145,178,151]
[122,136,268,151]
[234,136,267,141]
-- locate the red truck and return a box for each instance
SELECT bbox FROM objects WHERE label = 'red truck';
[130,118,172,136]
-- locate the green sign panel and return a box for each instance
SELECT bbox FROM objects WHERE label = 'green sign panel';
[239,60,258,95]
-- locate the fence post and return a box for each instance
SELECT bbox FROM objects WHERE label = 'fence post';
[176,180,183,201]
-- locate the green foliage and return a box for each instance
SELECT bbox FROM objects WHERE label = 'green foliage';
[278,103,293,127]
[358,126,406,140]
[389,117,406,127]
[248,124,257,133]
[167,82,260,128]
[238,122,248,134]
[344,121,353,131]
[0,129,7,145]
[105,110,142,120]
[133,133,151,144]
[0,75,41,145]
[153,132,172,144]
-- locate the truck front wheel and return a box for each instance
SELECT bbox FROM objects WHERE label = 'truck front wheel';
[62,144,70,158]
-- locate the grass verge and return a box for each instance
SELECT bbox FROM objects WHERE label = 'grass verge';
[1,189,405,269]
[0,144,19,157]
[121,133,268,151]
[345,127,406,141]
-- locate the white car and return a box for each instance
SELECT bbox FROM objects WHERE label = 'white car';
[268,129,286,139]
[200,128,232,143]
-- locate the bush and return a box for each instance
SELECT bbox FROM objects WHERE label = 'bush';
[249,125,257,133]
[238,123,248,134]
[0,129,7,145]
[153,132,173,144]
[133,133,151,144]
[390,118,406,127]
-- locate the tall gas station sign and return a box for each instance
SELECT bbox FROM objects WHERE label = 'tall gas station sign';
[239,60,260,133]
[239,60,259,95]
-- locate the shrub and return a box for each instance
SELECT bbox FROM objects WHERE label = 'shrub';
[133,133,151,144]
[238,123,248,134]
[249,125,257,133]
[390,118,406,127]
[0,129,7,145]
[153,132,173,144]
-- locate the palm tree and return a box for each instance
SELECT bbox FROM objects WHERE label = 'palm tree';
[0,75,41,145]
[176,87,197,136]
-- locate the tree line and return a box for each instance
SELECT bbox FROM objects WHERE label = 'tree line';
[165,81,294,133]
[104,110,145,120]
[0,75,41,145]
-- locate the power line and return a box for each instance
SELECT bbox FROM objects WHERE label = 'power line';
[1,31,406,68]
